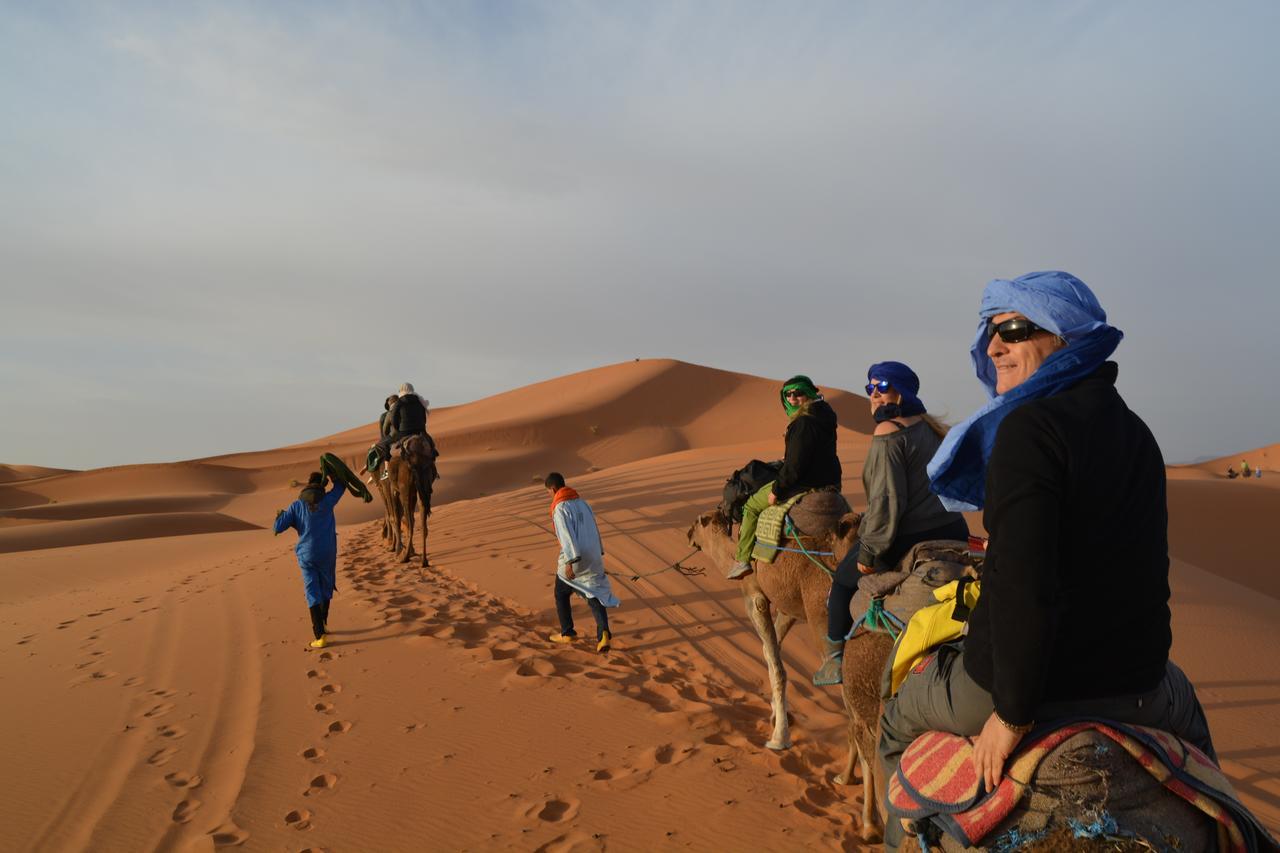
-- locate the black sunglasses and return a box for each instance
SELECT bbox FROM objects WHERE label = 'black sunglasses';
[986,317,1047,344]
[865,380,891,395]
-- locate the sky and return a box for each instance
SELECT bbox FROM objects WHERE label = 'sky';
[2,1,1278,469]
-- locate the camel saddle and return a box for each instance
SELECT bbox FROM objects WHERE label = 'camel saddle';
[752,488,850,564]
[848,539,971,638]
[396,434,440,482]
[889,721,1278,851]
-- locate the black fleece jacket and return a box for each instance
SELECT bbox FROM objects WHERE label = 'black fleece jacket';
[392,395,427,436]
[772,399,842,501]
[964,363,1172,726]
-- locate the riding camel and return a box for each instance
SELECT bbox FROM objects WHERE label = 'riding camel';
[687,506,893,841]
[386,435,437,566]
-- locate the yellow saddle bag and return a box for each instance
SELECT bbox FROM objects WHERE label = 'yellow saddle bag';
[888,576,981,695]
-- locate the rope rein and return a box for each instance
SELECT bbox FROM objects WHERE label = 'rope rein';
[605,546,704,582]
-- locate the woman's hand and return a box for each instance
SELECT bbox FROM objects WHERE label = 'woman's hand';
[972,712,1024,791]
[767,492,778,506]
[564,563,576,580]
[857,562,875,575]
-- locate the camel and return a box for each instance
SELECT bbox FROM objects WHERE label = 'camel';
[387,435,437,566]
[687,507,893,841]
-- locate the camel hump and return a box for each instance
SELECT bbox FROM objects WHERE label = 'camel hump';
[786,489,852,538]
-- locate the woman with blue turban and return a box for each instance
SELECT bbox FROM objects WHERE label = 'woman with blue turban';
[813,361,969,686]
[876,271,1216,848]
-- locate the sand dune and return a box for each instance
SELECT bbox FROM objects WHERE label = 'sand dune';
[1,360,1276,850]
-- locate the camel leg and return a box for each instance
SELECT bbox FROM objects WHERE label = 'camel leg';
[743,584,790,751]
[773,612,798,645]
[400,478,416,564]
[418,503,429,567]
[834,716,859,785]
[859,750,880,842]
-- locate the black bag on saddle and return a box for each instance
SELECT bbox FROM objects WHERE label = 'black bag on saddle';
[720,459,783,522]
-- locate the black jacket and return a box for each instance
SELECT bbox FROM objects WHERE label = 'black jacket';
[391,395,427,437]
[772,399,842,501]
[964,363,1171,726]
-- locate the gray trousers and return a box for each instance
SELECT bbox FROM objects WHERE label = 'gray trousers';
[877,643,1217,848]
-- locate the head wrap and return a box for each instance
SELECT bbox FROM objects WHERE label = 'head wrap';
[780,375,822,417]
[927,271,1123,511]
[867,361,926,419]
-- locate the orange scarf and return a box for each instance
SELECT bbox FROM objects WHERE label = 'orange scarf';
[549,486,580,516]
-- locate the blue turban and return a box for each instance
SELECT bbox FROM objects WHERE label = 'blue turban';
[927,271,1123,511]
[867,361,926,417]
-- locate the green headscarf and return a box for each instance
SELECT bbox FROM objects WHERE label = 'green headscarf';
[780,374,821,417]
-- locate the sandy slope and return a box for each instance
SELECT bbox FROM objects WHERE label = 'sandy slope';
[1,360,1277,851]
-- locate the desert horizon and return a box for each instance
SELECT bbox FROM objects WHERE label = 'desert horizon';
[2,358,1277,851]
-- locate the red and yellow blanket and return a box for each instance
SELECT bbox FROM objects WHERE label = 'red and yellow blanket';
[888,720,1277,851]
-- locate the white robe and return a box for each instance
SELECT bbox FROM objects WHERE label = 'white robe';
[552,498,620,608]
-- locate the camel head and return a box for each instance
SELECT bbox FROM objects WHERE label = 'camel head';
[687,508,733,552]
[827,511,863,563]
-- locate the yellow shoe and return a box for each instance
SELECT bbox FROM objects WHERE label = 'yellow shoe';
[596,631,611,653]
[548,632,576,645]
[309,636,328,649]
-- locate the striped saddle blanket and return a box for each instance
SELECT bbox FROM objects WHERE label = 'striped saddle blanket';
[889,720,1278,852]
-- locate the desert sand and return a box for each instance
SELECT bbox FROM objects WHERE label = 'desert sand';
[1,359,1277,852]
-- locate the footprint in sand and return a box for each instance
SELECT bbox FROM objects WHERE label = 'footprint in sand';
[306,669,326,679]
[143,702,174,718]
[312,702,334,714]
[284,808,313,830]
[519,797,581,823]
[164,771,204,789]
[515,659,557,678]
[300,746,325,761]
[209,821,249,847]
[171,798,201,823]
[304,773,338,795]
[157,724,187,739]
[318,651,335,662]
[150,688,177,698]
[148,746,178,766]
[326,720,352,736]
[319,683,341,696]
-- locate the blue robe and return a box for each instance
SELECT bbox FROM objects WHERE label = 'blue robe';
[274,482,344,606]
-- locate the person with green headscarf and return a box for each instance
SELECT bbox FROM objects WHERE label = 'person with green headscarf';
[727,375,843,579]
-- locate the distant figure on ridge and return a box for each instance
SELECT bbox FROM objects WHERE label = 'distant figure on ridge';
[881,271,1217,848]
[372,383,438,478]
[274,471,345,649]
[814,361,968,686]
[545,472,619,653]
[1240,459,1252,478]
[378,393,399,439]
[726,375,842,580]
[1226,466,1239,479]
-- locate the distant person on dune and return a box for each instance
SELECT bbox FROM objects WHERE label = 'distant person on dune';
[378,394,399,438]
[1240,459,1252,478]
[879,271,1216,848]
[545,472,619,653]
[726,375,842,580]
[1226,467,1239,479]
[373,383,438,477]
[274,471,345,649]
[814,361,968,686]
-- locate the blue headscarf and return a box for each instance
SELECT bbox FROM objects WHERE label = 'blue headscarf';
[927,271,1123,511]
[867,361,926,418]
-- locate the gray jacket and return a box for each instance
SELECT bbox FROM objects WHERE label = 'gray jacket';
[858,420,962,566]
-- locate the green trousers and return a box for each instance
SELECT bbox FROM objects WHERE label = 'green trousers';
[736,482,775,563]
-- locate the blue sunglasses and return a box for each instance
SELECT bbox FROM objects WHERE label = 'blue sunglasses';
[865,380,891,395]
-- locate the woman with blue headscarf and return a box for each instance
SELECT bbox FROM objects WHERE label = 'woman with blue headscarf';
[813,361,968,686]
[876,272,1216,849]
